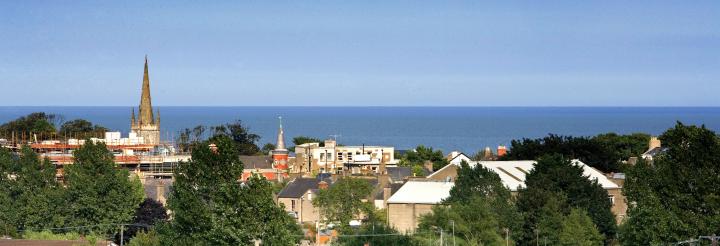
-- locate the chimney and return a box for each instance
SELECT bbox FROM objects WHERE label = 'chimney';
[497,145,507,157]
[648,137,661,151]
[383,187,392,202]
[156,182,166,205]
[209,143,218,154]
[318,180,329,190]
[324,139,336,148]
[423,160,434,173]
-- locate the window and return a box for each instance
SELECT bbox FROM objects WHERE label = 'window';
[347,152,353,161]
[320,153,325,161]
[291,200,296,211]
[608,195,615,205]
[327,153,333,161]
[338,152,344,160]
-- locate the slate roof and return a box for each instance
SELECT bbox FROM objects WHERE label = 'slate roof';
[239,155,274,170]
[386,167,413,182]
[374,183,404,200]
[277,177,331,198]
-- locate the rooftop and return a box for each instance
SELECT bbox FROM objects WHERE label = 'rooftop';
[387,181,453,204]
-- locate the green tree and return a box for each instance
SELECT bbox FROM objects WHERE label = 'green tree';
[162,136,299,245]
[502,133,647,173]
[58,119,108,139]
[620,123,720,244]
[418,197,505,246]
[210,120,261,155]
[63,141,144,234]
[313,178,374,232]
[516,154,615,245]
[261,143,276,154]
[400,145,449,171]
[558,208,604,246]
[289,136,324,152]
[420,161,519,245]
[0,146,62,234]
[0,112,58,140]
[128,230,161,246]
[116,198,167,244]
[339,222,416,246]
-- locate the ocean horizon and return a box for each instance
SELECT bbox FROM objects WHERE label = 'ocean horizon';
[2,106,719,154]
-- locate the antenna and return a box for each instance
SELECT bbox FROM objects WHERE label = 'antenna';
[329,134,341,141]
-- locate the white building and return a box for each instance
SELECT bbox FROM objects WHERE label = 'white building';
[294,139,397,174]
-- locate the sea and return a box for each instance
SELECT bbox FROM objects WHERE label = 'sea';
[1,107,719,154]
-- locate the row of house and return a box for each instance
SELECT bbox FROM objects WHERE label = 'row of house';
[277,148,641,234]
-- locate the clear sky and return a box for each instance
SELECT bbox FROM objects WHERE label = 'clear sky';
[1,1,718,106]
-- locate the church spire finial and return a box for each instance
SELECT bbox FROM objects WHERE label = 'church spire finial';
[139,55,154,125]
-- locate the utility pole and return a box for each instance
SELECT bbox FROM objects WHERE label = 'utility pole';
[503,228,509,246]
[120,224,124,246]
[451,220,456,246]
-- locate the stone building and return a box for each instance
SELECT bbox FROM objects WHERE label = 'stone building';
[130,56,161,145]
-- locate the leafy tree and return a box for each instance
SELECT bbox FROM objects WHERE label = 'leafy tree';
[128,230,161,246]
[210,120,261,155]
[502,133,647,173]
[63,141,144,234]
[339,222,416,246]
[400,145,449,171]
[261,143,276,154]
[471,148,495,161]
[289,136,324,152]
[116,198,167,244]
[0,112,58,140]
[421,161,519,245]
[515,154,615,245]
[418,197,505,246]
[558,208,604,246]
[313,177,374,232]
[162,136,299,245]
[0,146,62,233]
[620,123,720,244]
[58,119,109,139]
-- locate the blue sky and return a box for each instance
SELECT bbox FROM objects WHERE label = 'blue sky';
[1,1,718,106]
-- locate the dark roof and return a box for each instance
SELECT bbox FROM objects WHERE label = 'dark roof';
[239,155,274,170]
[374,183,404,200]
[386,167,413,181]
[278,177,331,198]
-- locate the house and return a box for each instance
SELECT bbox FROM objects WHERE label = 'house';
[294,140,397,175]
[239,155,288,182]
[430,153,627,224]
[277,177,332,223]
[386,180,454,233]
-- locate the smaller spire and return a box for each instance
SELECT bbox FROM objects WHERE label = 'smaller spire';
[276,116,286,150]
[131,108,136,125]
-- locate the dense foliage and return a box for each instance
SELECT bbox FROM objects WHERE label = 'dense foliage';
[0,113,110,141]
[419,161,520,245]
[176,121,262,155]
[620,123,720,244]
[58,119,109,138]
[63,141,145,234]
[502,133,650,173]
[313,177,374,232]
[115,198,167,244]
[400,145,449,173]
[161,135,300,245]
[515,154,614,245]
[288,136,324,152]
[0,146,62,235]
[0,142,143,239]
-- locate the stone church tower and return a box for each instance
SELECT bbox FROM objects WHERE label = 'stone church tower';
[130,56,161,145]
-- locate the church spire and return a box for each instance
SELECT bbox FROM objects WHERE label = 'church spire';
[276,116,286,150]
[131,107,136,125]
[139,55,154,125]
